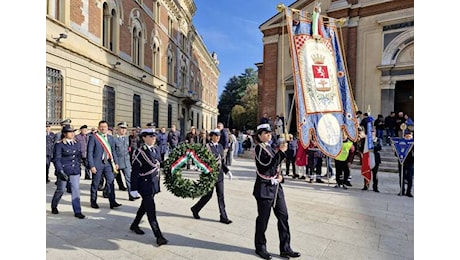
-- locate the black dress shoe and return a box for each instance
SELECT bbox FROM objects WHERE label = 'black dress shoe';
[130,225,145,235]
[102,191,108,198]
[129,196,141,201]
[51,208,59,214]
[156,236,168,246]
[406,193,413,198]
[191,208,200,219]
[91,203,100,209]
[74,213,86,219]
[119,186,127,191]
[219,218,232,224]
[373,189,380,193]
[316,179,324,183]
[361,186,368,190]
[344,181,352,187]
[280,251,301,258]
[110,203,122,209]
[255,250,272,259]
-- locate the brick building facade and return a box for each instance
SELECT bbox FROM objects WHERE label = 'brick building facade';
[46,0,220,137]
[257,0,414,134]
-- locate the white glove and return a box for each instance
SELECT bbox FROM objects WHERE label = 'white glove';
[271,178,279,185]
[130,191,139,198]
[227,171,233,180]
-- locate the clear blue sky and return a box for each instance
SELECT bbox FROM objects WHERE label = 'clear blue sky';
[193,0,295,99]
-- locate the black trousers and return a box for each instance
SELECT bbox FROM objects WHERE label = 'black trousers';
[254,188,291,252]
[334,160,350,185]
[285,157,296,176]
[191,180,228,220]
[372,164,379,190]
[131,194,163,238]
[398,163,413,194]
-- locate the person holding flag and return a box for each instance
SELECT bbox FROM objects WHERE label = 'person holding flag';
[359,113,376,191]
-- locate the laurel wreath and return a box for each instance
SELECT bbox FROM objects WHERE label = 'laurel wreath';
[163,143,218,199]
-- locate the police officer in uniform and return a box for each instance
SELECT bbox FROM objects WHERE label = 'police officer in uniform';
[46,121,56,183]
[129,129,168,246]
[50,125,85,219]
[190,129,233,224]
[253,123,300,259]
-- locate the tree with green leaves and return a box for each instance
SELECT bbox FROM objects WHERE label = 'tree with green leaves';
[218,68,258,129]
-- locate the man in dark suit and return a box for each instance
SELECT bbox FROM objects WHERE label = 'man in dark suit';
[129,129,168,246]
[191,129,233,224]
[87,120,121,209]
[252,124,300,259]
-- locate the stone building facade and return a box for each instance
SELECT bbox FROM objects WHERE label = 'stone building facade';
[257,0,414,134]
[46,0,220,137]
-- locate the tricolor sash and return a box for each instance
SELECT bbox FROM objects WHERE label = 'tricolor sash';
[94,132,118,174]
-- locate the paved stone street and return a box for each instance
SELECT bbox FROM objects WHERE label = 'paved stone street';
[46,155,414,260]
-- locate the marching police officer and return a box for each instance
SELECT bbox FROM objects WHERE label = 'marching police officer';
[190,129,233,224]
[253,123,300,259]
[50,125,85,219]
[129,129,168,246]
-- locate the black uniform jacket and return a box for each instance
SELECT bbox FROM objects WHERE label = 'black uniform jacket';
[131,144,161,197]
[206,142,230,182]
[253,142,286,199]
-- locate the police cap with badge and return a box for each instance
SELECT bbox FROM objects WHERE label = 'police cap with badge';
[61,125,76,133]
[256,123,271,134]
[140,128,157,137]
[209,128,221,137]
[117,122,128,128]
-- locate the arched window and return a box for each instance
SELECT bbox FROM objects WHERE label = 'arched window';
[102,1,119,52]
[152,37,160,76]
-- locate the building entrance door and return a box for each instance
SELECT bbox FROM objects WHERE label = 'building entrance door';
[394,80,414,119]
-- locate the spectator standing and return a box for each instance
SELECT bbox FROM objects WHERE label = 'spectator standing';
[259,112,269,124]
[157,127,169,163]
[384,112,397,145]
[395,111,406,137]
[374,114,385,145]
[217,122,229,163]
[285,134,298,178]
[167,124,181,150]
[75,124,91,180]
[334,134,355,189]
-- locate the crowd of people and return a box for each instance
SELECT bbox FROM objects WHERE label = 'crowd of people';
[46,112,413,258]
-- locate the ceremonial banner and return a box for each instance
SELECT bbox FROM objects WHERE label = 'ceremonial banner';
[285,6,359,157]
[392,137,414,164]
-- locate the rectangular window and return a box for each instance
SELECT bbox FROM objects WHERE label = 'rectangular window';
[46,67,63,125]
[103,86,116,127]
[153,100,159,126]
[167,104,172,128]
[133,94,141,128]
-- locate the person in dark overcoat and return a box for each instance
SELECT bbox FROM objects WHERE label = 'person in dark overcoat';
[252,123,300,260]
